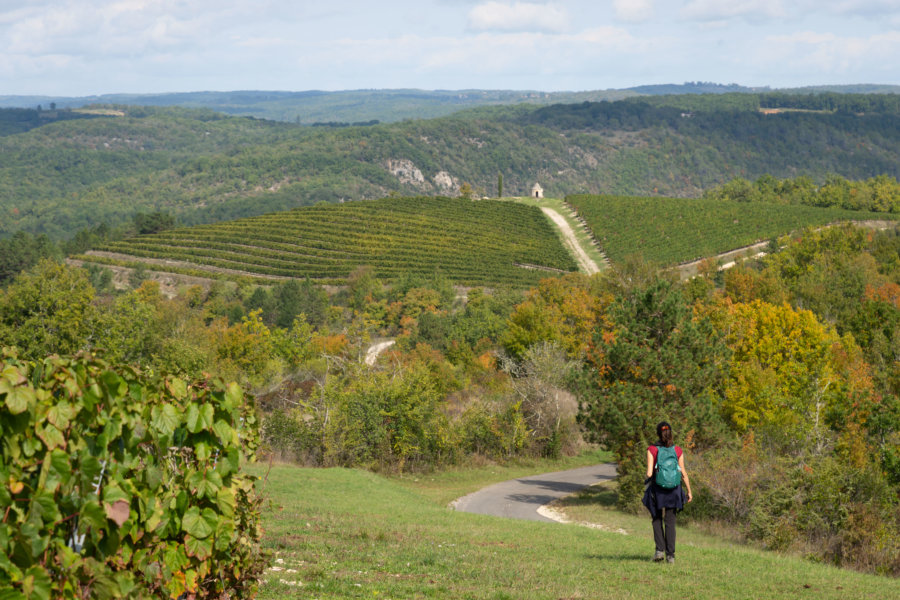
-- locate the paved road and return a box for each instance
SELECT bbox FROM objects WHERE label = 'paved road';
[452,463,617,522]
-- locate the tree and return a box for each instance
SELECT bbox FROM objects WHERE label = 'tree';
[577,277,729,510]
[0,260,95,359]
[504,273,611,360]
[133,211,176,234]
[497,173,503,198]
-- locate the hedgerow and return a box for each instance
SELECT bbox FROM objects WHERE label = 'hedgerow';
[0,350,265,599]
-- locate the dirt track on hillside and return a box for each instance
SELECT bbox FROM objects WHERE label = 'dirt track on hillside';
[541,207,601,275]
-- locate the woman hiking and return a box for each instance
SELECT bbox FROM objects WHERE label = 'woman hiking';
[642,421,692,564]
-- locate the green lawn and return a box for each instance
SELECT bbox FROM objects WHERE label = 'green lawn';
[248,457,897,599]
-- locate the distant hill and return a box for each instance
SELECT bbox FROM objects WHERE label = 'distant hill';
[0,89,636,124]
[2,84,897,124]
[3,92,900,240]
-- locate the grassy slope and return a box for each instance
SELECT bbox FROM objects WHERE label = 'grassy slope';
[250,461,897,599]
[568,194,899,266]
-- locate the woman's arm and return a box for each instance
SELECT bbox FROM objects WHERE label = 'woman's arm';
[646,448,654,479]
[678,453,693,502]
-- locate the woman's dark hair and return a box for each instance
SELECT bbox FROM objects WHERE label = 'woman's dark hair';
[656,421,673,447]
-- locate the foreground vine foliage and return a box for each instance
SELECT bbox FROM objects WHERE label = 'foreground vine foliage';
[0,350,265,599]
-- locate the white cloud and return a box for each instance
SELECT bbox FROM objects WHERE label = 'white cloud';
[681,0,787,22]
[757,29,900,75]
[614,0,655,23]
[826,0,900,17]
[467,1,570,32]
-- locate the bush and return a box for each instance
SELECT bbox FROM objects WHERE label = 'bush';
[692,441,900,574]
[0,350,265,599]
[321,365,453,471]
[455,400,527,460]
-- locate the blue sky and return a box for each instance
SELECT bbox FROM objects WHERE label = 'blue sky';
[2,1,899,95]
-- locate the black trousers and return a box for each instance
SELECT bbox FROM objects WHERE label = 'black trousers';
[652,508,677,556]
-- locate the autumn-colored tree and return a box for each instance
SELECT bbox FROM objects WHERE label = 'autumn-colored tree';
[503,273,611,360]
[717,300,872,453]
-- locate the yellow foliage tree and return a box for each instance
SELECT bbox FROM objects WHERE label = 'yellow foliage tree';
[719,299,871,451]
[503,273,611,360]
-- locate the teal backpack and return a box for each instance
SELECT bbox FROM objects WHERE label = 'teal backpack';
[655,445,681,489]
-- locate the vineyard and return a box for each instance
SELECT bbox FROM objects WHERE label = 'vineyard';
[76,197,577,286]
[567,194,899,266]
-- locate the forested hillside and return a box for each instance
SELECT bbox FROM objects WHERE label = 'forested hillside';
[4,92,900,241]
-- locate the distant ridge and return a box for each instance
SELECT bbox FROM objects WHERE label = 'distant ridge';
[2,83,898,123]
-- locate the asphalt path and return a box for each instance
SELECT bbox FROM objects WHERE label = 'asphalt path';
[452,463,617,522]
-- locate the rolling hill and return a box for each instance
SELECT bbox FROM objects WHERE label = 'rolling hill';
[74,197,577,287]
[3,91,900,241]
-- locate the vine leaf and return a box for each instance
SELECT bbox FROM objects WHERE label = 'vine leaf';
[181,506,217,539]
[4,386,34,415]
[184,534,214,560]
[105,500,130,527]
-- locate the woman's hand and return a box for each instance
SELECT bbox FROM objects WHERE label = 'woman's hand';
[686,490,693,503]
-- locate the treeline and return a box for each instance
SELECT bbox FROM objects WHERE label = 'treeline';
[0,106,99,136]
[0,211,176,285]
[705,174,900,213]
[758,92,900,114]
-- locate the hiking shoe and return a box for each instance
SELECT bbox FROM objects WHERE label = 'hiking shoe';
[653,551,665,562]
[666,555,675,564]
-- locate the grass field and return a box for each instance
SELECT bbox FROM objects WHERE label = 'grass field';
[568,194,899,267]
[76,197,577,287]
[248,456,898,599]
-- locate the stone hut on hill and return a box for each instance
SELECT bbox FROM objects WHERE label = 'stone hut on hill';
[531,182,544,198]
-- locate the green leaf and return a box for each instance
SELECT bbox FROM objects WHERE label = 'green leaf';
[44,449,71,492]
[31,490,61,524]
[181,506,217,539]
[80,500,107,531]
[144,466,162,491]
[163,543,188,572]
[186,402,215,433]
[194,441,211,462]
[99,370,126,399]
[151,404,179,436]
[35,423,65,450]
[46,401,79,430]
[20,522,48,559]
[184,534,213,560]
[195,471,223,499]
[1,364,27,386]
[101,482,129,505]
[79,456,102,486]
[167,378,187,400]
[5,386,35,415]
[212,419,237,445]
[22,565,52,600]
[216,487,235,519]
[223,382,242,411]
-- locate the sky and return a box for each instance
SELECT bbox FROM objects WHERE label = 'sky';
[2,0,900,95]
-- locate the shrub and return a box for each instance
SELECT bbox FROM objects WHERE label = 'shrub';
[0,350,265,599]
